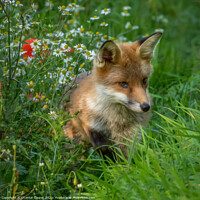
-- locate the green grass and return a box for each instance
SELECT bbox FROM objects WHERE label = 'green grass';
[0,0,200,199]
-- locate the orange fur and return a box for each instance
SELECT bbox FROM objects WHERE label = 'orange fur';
[63,32,162,158]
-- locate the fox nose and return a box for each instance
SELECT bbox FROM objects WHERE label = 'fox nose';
[140,103,150,112]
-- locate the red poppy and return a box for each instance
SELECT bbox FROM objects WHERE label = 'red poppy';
[22,39,74,60]
[22,39,37,58]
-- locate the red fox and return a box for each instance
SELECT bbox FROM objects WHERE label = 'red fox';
[63,32,162,158]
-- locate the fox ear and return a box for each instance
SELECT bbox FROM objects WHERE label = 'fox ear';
[96,40,121,68]
[138,32,162,60]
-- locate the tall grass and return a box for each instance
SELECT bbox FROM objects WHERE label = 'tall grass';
[0,0,199,199]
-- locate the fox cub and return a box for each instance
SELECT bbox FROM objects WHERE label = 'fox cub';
[64,32,162,158]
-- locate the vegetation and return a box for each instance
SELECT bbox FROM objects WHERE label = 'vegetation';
[0,0,199,199]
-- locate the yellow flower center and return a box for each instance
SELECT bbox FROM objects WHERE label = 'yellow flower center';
[33,41,38,45]
[103,35,108,39]
[80,28,84,33]
[86,51,90,55]
[69,66,73,71]
[61,5,66,10]
[64,45,68,49]
[29,81,34,88]
[104,8,108,12]
[16,1,20,5]
[80,64,84,68]
[62,70,67,75]
[77,44,81,48]
[82,47,86,50]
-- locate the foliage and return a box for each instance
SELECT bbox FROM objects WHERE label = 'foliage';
[0,0,199,199]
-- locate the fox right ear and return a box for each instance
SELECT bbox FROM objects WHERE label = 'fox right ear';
[138,32,162,60]
[96,40,121,68]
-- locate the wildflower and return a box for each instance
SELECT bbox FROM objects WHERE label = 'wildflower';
[31,21,40,25]
[48,111,58,120]
[64,56,73,63]
[27,81,34,89]
[39,163,44,167]
[45,98,50,103]
[155,28,164,33]
[32,3,38,12]
[51,40,61,45]
[125,22,139,30]
[74,44,85,52]
[101,8,111,15]
[30,39,41,50]
[121,10,130,16]
[101,35,108,41]
[123,6,132,10]
[55,31,64,37]
[80,64,84,68]
[100,22,108,27]
[47,33,53,37]
[73,177,77,186]
[53,49,63,57]
[58,5,66,11]
[90,16,100,20]
[15,1,23,7]
[15,13,20,21]
[33,93,41,102]
[40,182,46,185]
[22,39,37,58]
[96,42,102,48]
[125,22,132,29]
[60,43,73,53]
[77,183,83,189]
[62,10,72,16]
[77,26,85,36]
[86,30,93,36]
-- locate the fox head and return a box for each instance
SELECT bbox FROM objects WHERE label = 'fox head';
[93,32,162,113]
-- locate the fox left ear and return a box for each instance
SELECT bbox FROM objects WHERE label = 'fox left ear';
[96,40,121,68]
[138,32,162,60]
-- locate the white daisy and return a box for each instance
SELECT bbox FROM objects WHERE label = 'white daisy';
[101,8,111,15]
[100,22,108,27]
[90,16,100,20]
[53,48,63,57]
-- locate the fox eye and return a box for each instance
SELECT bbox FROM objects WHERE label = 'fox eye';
[142,78,148,86]
[119,82,129,88]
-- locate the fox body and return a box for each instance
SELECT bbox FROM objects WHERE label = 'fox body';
[64,32,162,157]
